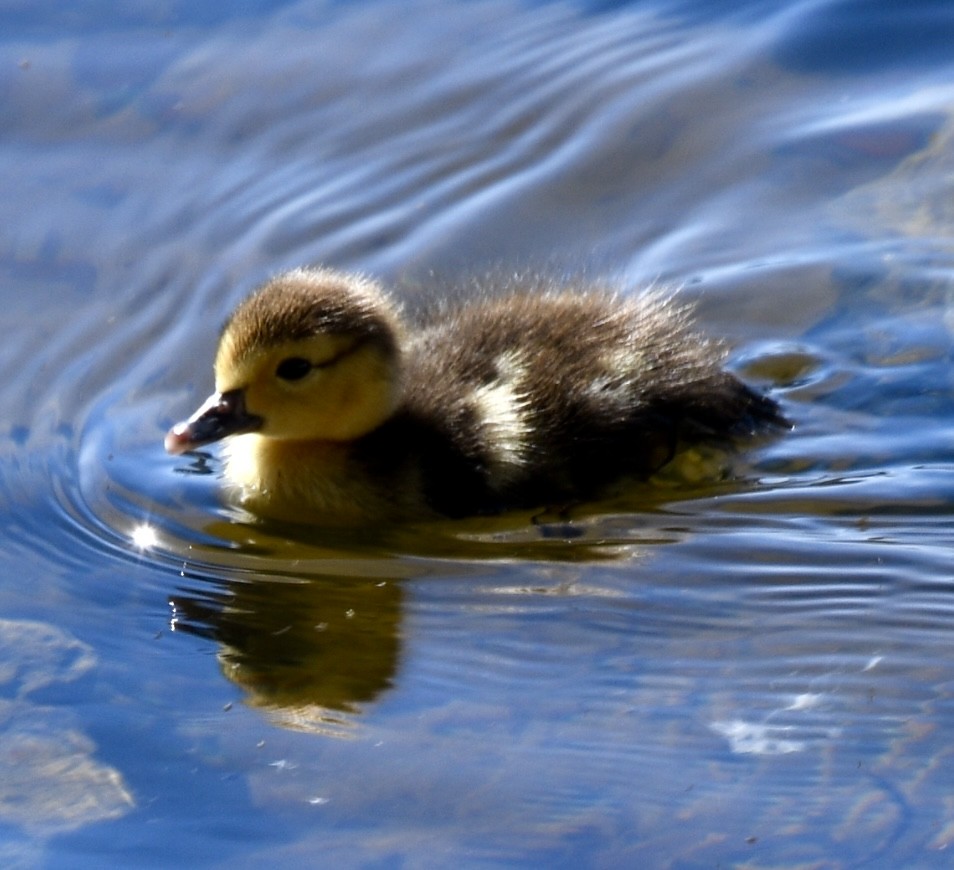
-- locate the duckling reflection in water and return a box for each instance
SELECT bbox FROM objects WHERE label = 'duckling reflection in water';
[166,268,787,523]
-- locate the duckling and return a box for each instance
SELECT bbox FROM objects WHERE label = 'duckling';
[165,267,786,523]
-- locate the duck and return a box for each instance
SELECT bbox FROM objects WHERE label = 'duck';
[165,267,787,523]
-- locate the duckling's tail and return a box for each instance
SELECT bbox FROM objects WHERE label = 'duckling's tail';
[677,376,790,443]
[739,383,791,434]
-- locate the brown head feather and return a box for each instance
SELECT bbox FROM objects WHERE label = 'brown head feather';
[218,267,403,372]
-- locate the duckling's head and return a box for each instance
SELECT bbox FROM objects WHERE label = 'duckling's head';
[165,268,404,454]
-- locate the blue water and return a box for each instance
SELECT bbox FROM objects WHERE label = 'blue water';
[3,0,954,865]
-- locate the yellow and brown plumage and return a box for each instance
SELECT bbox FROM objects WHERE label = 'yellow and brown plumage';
[165,267,786,522]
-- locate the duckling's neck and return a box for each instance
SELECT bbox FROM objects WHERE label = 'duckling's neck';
[221,433,420,523]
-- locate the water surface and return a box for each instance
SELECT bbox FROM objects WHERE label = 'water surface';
[3,0,954,865]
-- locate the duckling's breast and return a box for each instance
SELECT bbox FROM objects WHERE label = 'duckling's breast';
[222,433,431,523]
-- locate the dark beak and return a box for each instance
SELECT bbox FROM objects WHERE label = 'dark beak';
[164,389,263,455]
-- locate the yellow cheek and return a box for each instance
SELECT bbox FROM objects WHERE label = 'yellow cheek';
[239,371,360,440]
[217,341,400,442]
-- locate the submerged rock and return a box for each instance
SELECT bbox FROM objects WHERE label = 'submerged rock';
[0,619,134,834]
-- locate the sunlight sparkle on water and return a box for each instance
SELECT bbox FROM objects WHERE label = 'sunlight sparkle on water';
[131,523,159,550]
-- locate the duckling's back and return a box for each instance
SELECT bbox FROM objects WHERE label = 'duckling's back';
[361,288,785,517]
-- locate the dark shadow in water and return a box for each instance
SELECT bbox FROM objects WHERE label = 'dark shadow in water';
[170,567,403,730]
[160,453,786,733]
[161,504,649,729]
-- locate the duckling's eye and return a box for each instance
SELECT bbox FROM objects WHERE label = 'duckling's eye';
[275,357,313,381]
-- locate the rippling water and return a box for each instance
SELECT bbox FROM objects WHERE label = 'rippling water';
[4,0,954,865]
